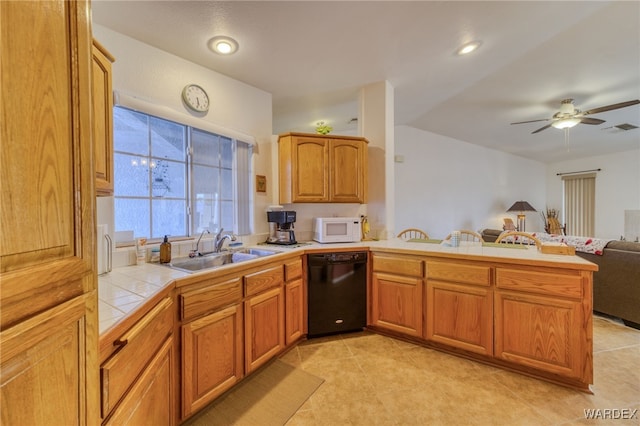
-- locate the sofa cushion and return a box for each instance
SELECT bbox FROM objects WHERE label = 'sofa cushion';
[481,228,502,242]
[605,240,640,252]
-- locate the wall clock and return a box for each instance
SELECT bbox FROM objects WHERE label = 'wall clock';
[182,84,209,113]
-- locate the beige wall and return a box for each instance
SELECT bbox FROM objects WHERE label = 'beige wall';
[93,25,274,242]
[546,148,640,239]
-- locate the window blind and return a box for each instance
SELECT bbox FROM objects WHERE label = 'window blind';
[562,173,596,237]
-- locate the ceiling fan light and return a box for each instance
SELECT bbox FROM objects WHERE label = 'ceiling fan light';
[552,118,580,129]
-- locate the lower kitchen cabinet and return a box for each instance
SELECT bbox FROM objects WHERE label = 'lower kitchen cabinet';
[370,253,424,337]
[100,297,174,424]
[425,261,493,355]
[244,265,285,373]
[104,337,174,426]
[181,303,243,418]
[426,281,493,355]
[284,257,305,345]
[245,285,285,373]
[285,277,304,345]
[494,267,590,382]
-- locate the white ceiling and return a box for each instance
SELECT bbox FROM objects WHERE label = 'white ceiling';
[92,1,640,163]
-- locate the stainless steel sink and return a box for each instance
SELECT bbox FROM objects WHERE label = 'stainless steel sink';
[166,247,279,273]
[233,248,279,257]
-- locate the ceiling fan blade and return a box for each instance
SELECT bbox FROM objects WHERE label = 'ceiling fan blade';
[580,117,605,125]
[532,124,552,134]
[582,100,640,115]
[511,118,551,125]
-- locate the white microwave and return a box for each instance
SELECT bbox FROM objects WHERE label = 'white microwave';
[313,217,361,243]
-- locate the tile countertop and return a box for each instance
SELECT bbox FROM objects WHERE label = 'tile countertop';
[98,239,598,335]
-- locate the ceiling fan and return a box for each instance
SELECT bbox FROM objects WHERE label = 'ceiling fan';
[511,98,640,134]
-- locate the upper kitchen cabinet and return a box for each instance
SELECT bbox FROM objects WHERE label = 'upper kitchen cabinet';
[278,133,368,203]
[92,39,115,196]
[1,0,98,424]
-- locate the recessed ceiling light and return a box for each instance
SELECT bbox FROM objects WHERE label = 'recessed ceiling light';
[456,40,482,56]
[208,36,239,55]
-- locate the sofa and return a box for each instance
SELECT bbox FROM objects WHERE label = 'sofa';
[481,229,640,329]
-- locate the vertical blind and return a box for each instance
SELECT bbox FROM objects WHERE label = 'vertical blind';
[563,173,596,237]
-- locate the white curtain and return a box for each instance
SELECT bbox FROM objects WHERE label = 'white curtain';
[563,173,596,236]
[236,141,253,235]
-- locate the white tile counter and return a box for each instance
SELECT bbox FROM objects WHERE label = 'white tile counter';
[98,239,597,334]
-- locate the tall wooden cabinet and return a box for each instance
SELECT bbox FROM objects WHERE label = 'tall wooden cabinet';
[278,133,368,203]
[0,1,98,424]
[92,39,115,196]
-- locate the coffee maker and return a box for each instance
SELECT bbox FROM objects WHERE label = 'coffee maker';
[266,210,297,245]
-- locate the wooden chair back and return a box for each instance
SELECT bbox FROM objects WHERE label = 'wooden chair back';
[397,228,430,240]
[503,218,517,231]
[495,231,541,249]
[444,230,484,242]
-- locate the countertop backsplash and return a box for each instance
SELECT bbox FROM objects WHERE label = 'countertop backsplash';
[110,232,271,268]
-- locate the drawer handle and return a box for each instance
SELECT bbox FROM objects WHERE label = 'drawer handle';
[112,297,172,348]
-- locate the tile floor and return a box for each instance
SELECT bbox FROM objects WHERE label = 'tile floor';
[280,315,639,426]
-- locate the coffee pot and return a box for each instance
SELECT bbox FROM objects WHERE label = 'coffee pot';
[266,210,297,245]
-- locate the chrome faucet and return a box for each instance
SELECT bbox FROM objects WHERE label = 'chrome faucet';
[214,228,237,252]
[190,229,210,257]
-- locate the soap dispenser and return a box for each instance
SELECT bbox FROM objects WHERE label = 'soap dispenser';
[160,235,171,263]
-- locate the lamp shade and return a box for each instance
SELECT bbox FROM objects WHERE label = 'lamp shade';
[507,201,536,212]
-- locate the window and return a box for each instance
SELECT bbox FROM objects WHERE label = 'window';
[562,173,596,237]
[113,106,252,239]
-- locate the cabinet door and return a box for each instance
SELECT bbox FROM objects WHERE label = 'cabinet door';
[104,337,175,426]
[291,137,329,202]
[425,281,493,355]
[92,39,115,196]
[371,272,423,337]
[329,139,367,203]
[182,304,243,418]
[101,297,174,418]
[1,294,96,425]
[285,277,305,345]
[0,1,97,424]
[495,290,585,380]
[245,286,285,373]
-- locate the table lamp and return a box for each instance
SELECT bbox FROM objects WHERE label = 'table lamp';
[507,201,536,232]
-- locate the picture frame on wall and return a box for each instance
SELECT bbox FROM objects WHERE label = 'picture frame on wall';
[256,175,266,193]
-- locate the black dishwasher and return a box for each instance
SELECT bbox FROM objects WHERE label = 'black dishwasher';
[307,251,368,338]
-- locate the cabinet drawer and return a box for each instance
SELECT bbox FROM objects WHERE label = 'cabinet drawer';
[496,268,583,299]
[284,258,303,281]
[426,261,491,286]
[180,277,242,321]
[101,297,173,418]
[372,254,423,277]
[245,265,284,296]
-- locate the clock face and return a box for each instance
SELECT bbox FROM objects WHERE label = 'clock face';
[182,84,209,113]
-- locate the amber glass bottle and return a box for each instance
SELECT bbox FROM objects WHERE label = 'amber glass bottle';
[160,235,171,263]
